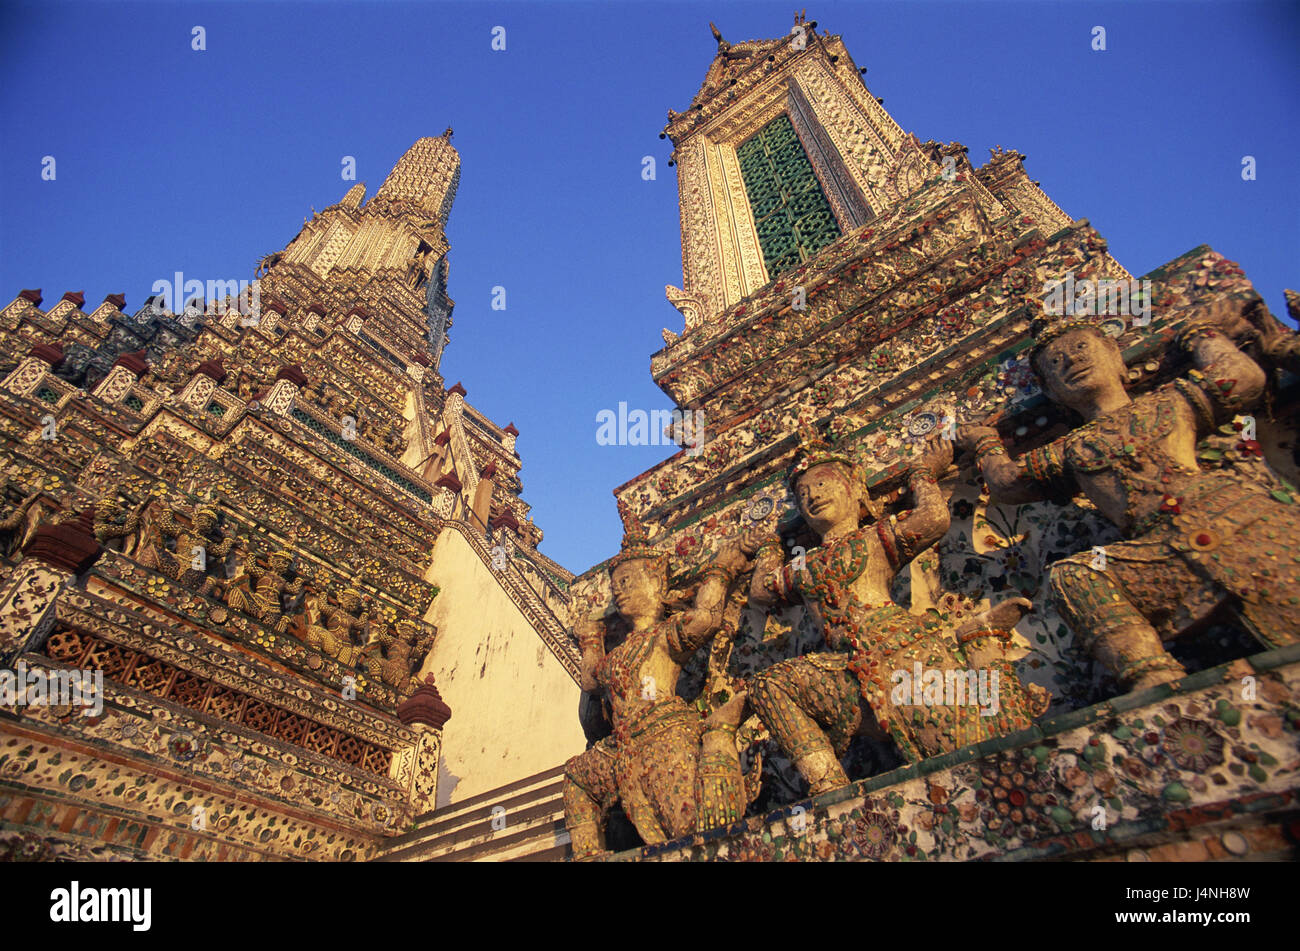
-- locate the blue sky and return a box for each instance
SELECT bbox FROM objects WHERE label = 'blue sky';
[2,1,1297,574]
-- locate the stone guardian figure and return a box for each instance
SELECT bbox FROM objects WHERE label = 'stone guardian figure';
[562,500,756,859]
[957,301,1300,691]
[746,424,1049,795]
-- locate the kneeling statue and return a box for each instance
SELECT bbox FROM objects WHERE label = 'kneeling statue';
[563,501,757,859]
[959,302,1299,691]
[746,425,1049,796]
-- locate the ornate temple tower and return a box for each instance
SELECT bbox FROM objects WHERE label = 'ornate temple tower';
[661,15,1084,332]
[565,17,1299,862]
[0,135,585,861]
[271,132,460,371]
[603,13,1133,567]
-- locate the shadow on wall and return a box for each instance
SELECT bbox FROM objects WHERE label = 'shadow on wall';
[436,756,462,810]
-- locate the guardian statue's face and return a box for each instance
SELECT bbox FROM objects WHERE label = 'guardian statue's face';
[795,463,858,537]
[1035,329,1127,413]
[610,558,666,626]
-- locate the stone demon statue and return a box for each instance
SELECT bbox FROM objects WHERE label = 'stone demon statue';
[92,492,149,556]
[562,500,757,860]
[301,584,371,665]
[0,475,43,558]
[958,299,1299,692]
[364,614,435,694]
[144,499,237,593]
[745,423,1049,796]
[224,547,305,633]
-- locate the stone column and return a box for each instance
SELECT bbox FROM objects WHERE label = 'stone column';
[345,305,370,334]
[0,511,101,665]
[421,429,451,483]
[91,349,148,403]
[93,293,128,322]
[179,358,226,410]
[471,461,496,528]
[3,288,44,320]
[263,365,307,416]
[44,290,85,323]
[489,509,521,548]
[1,343,65,397]
[392,676,452,817]
[302,301,326,334]
[260,295,288,334]
[434,472,463,520]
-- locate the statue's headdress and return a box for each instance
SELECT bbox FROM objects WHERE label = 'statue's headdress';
[787,417,882,521]
[787,417,856,489]
[194,488,221,523]
[608,497,668,572]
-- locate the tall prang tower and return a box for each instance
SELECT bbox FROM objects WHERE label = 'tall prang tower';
[0,134,587,861]
[266,132,460,373]
[565,16,1298,862]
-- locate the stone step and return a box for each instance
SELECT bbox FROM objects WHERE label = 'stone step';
[381,798,568,862]
[400,763,566,832]
[387,775,566,849]
[374,761,576,862]
[505,838,572,863]
[447,819,570,863]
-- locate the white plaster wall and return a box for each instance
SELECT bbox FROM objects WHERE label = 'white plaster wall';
[419,528,585,805]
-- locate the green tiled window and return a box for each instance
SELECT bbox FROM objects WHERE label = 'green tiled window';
[736,114,841,278]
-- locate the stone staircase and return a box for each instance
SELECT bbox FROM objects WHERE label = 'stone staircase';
[374,764,570,862]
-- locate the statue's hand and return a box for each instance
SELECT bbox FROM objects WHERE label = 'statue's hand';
[955,596,1033,639]
[578,648,602,693]
[738,523,775,558]
[915,434,954,478]
[983,595,1033,629]
[712,540,749,572]
[955,424,999,456]
[1183,297,1257,346]
[574,616,606,657]
[1251,300,1294,354]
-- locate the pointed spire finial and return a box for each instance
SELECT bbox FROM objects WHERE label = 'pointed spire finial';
[709,21,730,53]
[442,126,454,141]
